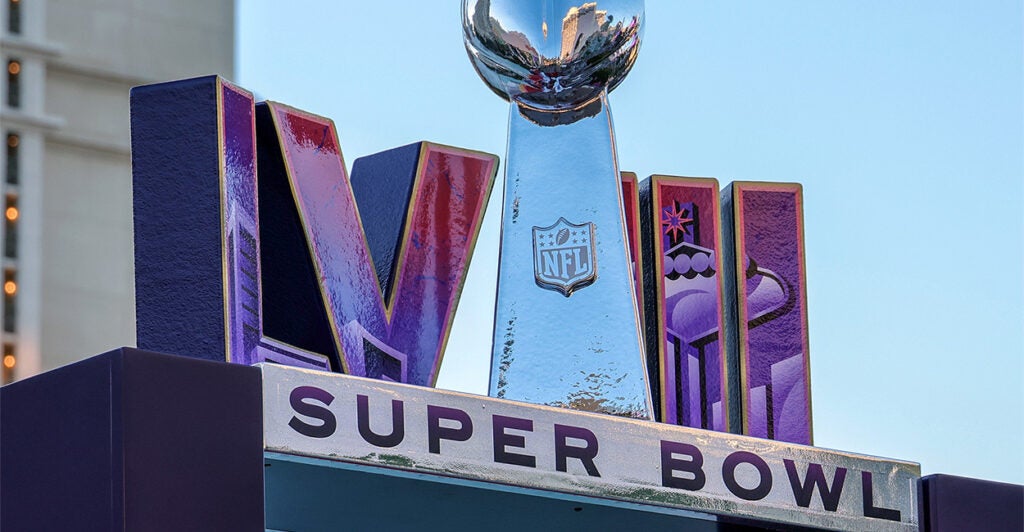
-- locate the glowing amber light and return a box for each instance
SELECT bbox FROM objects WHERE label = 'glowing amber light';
[3,281,15,295]
[7,61,20,76]
[5,206,17,221]
[2,355,14,369]
[6,135,17,148]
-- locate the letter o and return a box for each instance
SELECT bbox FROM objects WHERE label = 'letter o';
[722,451,773,501]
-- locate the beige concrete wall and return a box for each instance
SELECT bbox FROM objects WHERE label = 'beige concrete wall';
[46,67,132,151]
[40,142,135,368]
[29,0,234,370]
[47,0,234,84]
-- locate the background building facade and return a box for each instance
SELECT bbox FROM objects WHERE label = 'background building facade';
[0,0,234,382]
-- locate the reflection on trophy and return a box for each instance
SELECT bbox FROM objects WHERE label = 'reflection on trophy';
[462,0,653,418]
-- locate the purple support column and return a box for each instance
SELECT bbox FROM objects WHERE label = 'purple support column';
[722,182,812,445]
[638,175,733,431]
[621,172,645,329]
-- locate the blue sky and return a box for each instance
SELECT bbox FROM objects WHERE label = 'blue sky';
[237,1,1023,484]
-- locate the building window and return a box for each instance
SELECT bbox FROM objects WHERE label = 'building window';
[3,195,15,259]
[3,269,14,333]
[6,59,20,108]
[1,343,13,383]
[5,133,17,185]
[7,0,20,35]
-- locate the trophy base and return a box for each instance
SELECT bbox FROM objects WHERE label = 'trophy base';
[489,94,653,419]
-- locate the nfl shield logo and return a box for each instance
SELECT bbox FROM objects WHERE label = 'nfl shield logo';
[532,217,598,297]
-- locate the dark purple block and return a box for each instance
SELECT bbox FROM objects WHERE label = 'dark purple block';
[349,142,424,297]
[0,348,263,531]
[920,474,1023,531]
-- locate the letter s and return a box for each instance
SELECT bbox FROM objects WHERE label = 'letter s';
[288,386,336,438]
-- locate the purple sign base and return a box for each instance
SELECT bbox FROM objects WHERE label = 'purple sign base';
[919,474,1023,531]
[3,349,1019,530]
[0,348,264,531]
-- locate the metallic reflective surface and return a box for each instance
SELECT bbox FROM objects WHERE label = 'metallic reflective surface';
[465,0,652,418]
[263,364,921,531]
[489,99,652,418]
[463,0,643,112]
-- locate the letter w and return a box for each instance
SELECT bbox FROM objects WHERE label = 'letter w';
[784,459,847,512]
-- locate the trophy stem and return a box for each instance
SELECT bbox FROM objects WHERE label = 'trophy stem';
[489,93,653,419]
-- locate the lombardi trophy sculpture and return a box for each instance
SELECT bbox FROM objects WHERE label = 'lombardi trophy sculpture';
[463,0,653,418]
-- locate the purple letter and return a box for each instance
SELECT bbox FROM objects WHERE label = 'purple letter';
[722,451,773,501]
[492,415,535,468]
[263,104,496,386]
[356,394,404,448]
[129,77,497,384]
[862,471,902,521]
[660,440,706,491]
[784,459,846,511]
[554,424,600,477]
[288,386,336,439]
[426,405,473,454]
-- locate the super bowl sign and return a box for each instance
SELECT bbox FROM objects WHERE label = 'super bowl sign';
[131,77,811,445]
[127,1,920,528]
[128,73,918,530]
[262,364,919,531]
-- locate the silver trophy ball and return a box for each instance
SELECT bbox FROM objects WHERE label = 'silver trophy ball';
[463,0,644,112]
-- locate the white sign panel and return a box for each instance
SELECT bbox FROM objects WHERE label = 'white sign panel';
[262,364,919,531]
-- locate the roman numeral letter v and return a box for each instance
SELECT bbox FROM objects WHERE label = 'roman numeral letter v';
[259,102,496,386]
